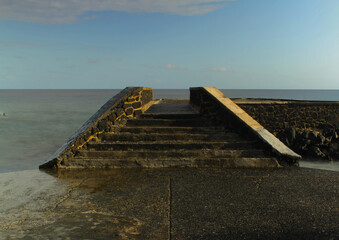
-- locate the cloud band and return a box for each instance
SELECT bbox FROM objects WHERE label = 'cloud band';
[0,0,233,24]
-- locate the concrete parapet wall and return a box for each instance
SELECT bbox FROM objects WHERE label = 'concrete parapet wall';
[190,87,301,166]
[40,87,153,169]
[236,100,339,134]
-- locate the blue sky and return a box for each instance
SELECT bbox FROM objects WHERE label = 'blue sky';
[0,0,338,89]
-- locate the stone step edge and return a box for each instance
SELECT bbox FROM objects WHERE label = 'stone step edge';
[79,149,265,153]
[119,126,227,129]
[101,132,240,137]
[87,140,258,145]
[62,157,280,168]
[117,126,232,132]
[140,113,201,117]
[77,149,267,158]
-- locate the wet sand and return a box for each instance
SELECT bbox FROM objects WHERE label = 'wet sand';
[0,167,338,239]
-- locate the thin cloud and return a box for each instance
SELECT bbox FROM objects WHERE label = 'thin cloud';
[56,57,67,61]
[83,45,107,51]
[87,59,100,64]
[0,41,39,48]
[165,64,187,70]
[0,0,236,24]
[209,67,228,72]
[87,57,112,64]
[83,15,99,21]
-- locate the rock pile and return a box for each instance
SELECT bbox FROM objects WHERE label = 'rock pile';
[277,124,339,161]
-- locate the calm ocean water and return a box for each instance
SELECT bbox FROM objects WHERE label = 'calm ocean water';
[1,89,338,173]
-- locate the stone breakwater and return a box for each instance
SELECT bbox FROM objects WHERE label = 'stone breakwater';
[237,100,339,133]
[236,99,339,161]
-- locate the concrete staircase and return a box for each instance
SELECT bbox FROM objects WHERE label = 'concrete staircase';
[68,100,279,168]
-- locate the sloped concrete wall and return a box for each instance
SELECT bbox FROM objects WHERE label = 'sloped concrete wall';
[40,87,153,169]
[190,87,301,166]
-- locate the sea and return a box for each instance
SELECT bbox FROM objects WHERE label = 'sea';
[0,89,339,173]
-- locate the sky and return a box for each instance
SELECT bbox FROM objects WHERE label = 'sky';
[0,0,338,89]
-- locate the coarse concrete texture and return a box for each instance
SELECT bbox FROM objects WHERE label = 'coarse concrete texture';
[41,87,303,169]
[234,98,339,133]
[0,168,338,239]
[190,87,301,166]
[60,98,282,168]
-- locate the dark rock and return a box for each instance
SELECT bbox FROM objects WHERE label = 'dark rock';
[123,103,132,108]
[308,130,318,142]
[324,137,331,146]
[107,113,116,122]
[301,130,309,140]
[115,108,124,117]
[125,107,133,116]
[132,102,142,109]
[321,124,335,138]
[277,126,337,161]
[117,102,123,108]
[97,121,108,131]
[287,127,296,145]
[329,142,339,152]
[316,134,326,145]
[311,146,327,158]
[312,112,318,118]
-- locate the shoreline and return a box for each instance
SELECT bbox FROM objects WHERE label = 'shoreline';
[1,160,339,175]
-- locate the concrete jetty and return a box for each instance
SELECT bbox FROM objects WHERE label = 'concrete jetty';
[1,168,338,239]
[1,88,337,239]
[40,86,300,169]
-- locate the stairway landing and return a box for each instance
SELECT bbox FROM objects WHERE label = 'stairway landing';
[146,99,197,114]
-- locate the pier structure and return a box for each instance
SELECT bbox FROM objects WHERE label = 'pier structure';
[40,87,300,169]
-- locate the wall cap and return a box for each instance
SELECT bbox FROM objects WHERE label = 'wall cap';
[200,87,301,161]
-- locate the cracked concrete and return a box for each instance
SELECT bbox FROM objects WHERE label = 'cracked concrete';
[0,168,338,239]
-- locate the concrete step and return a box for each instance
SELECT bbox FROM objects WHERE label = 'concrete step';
[126,119,213,127]
[117,126,230,134]
[77,149,267,159]
[65,157,279,168]
[86,141,258,151]
[101,132,243,142]
[139,113,201,119]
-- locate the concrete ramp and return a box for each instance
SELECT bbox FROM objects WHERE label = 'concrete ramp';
[40,86,300,169]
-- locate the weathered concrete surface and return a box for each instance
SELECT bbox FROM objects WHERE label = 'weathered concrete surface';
[69,98,285,168]
[190,87,301,165]
[146,99,197,114]
[1,168,338,239]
